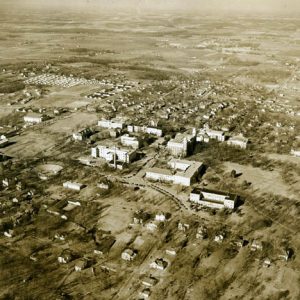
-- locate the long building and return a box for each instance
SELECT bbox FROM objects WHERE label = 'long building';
[98,118,125,129]
[91,145,136,163]
[145,159,204,186]
[127,125,163,137]
[190,188,238,209]
[197,128,226,143]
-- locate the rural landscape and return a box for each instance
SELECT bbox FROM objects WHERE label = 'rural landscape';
[0,1,300,299]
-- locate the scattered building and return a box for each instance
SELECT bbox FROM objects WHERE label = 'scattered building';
[141,276,158,287]
[190,188,238,209]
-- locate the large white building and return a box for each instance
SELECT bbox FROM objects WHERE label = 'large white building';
[121,134,141,149]
[167,131,196,157]
[197,128,226,143]
[98,118,125,129]
[145,159,204,186]
[24,113,44,124]
[63,181,84,191]
[227,134,248,149]
[190,188,238,209]
[91,144,136,163]
[127,125,163,137]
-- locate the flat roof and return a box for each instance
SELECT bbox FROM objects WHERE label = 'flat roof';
[191,187,238,201]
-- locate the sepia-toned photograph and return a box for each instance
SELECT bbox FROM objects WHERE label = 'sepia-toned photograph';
[0,0,299,299]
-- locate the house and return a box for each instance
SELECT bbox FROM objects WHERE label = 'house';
[24,113,44,124]
[139,288,151,299]
[166,249,176,256]
[227,134,249,149]
[120,134,141,149]
[74,259,88,272]
[145,222,158,231]
[63,181,84,191]
[196,226,208,239]
[141,276,158,287]
[190,188,238,209]
[145,159,204,187]
[155,213,166,222]
[251,240,263,251]
[0,135,9,148]
[121,249,137,261]
[73,128,92,141]
[167,131,196,157]
[133,210,151,225]
[291,149,300,157]
[178,222,190,232]
[149,258,168,270]
[98,118,125,129]
[91,145,137,164]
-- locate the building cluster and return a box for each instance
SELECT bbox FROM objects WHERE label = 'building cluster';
[25,74,107,88]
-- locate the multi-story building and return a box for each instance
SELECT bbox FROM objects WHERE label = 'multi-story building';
[167,132,196,157]
[227,134,248,149]
[98,118,125,129]
[91,145,136,164]
[127,125,163,137]
[120,134,141,149]
[190,188,238,209]
[145,159,204,186]
[197,128,226,143]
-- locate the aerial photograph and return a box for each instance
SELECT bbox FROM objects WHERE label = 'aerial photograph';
[0,0,299,299]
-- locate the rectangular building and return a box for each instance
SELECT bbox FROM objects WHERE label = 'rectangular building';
[145,159,203,187]
[197,128,226,143]
[121,134,141,149]
[190,188,238,209]
[91,145,136,163]
[127,125,163,137]
[227,135,248,149]
[167,132,196,157]
[98,118,125,129]
[24,113,44,124]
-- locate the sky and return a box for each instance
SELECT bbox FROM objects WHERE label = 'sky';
[1,0,300,15]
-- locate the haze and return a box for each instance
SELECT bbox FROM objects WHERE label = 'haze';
[2,0,300,15]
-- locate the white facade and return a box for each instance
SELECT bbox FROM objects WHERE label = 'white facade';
[197,128,226,143]
[190,188,237,209]
[91,145,136,163]
[24,114,44,124]
[167,133,196,157]
[145,159,203,187]
[63,181,84,191]
[127,125,163,137]
[227,135,248,149]
[121,134,140,149]
[98,119,125,129]
[73,128,91,141]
